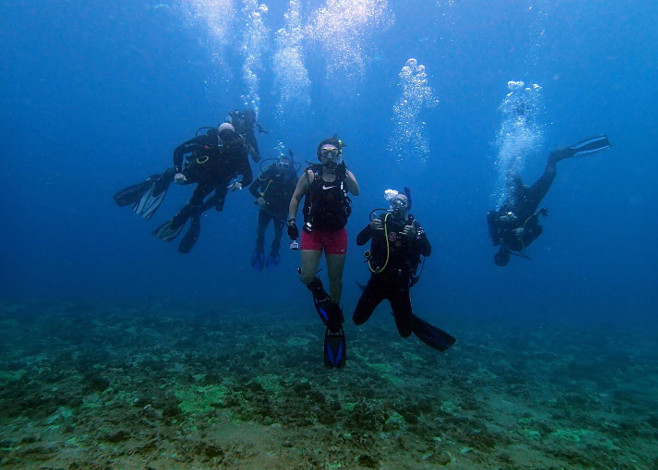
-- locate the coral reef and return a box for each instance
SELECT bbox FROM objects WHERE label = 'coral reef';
[0,299,656,468]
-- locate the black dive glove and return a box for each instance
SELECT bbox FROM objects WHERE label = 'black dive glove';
[287,220,299,240]
[335,161,347,179]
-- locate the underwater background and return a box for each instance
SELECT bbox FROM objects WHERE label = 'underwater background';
[1,0,657,468]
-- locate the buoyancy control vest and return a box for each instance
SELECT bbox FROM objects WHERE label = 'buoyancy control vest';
[302,165,352,232]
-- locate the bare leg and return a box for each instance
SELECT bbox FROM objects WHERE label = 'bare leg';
[299,249,323,285]
[326,253,346,303]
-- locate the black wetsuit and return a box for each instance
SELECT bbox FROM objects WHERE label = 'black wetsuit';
[249,165,297,255]
[171,132,253,226]
[487,153,558,252]
[228,110,261,163]
[353,213,431,337]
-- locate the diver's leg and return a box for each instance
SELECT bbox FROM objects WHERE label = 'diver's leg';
[326,253,346,304]
[301,250,344,329]
[255,210,268,252]
[213,183,230,212]
[171,184,209,229]
[389,285,413,338]
[324,228,348,303]
[251,210,268,270]
[524,154,557,210]
[271,216,285,255]
[352,277,385,326]
[299,249,323,285]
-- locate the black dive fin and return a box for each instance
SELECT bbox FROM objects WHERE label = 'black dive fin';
[152,216,186,242]
[133,168,175,219]
[411,314,456,352]
[178,213,201,254]
[113,176,159,207]
[251,250,265,271]
[324,327,346,369]
[565,134,611,159]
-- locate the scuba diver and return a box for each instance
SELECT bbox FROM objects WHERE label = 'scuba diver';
[488,134,611,266]
[287,135,360,369]
[248,153,299,270]
[152,122,253,254]
[226,108,267,163]
[353,189,456,352]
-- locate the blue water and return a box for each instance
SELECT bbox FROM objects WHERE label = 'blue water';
[1,0,657,326]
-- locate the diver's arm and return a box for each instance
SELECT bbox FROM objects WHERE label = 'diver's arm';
[419,229,432,257]
[288,170,312,222]
[237,152,253,187]
[172,136,205,173]
[248,176,262,198]
[345,170,360,196]
[248,167,269,198]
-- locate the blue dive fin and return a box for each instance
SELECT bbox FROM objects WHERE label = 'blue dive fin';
[324,327,346,369]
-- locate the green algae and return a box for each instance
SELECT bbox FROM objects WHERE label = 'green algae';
[248,373,284,394]
[286,336,311,347]
[440,400,457,414]
[385,411,406,430]
[367,362,392,373]
[519,428,542,440]
[550,428,593,442]
[174,384,230,415]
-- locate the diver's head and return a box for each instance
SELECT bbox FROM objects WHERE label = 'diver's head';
[317,135,344,168]
[242,108,256,124]
[275,156,292,170]
[494,247,511,267]
[384,189,410,220]
[218,122,238,144]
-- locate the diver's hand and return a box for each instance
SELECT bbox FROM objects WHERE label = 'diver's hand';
[403,225,418,238]
[228,182,243,192]
[370,218,384,231]
[287,219,299,240]
[257,196,267,206]
[174,173,187,184]
[512,227,526,240]
[334,161,347,179]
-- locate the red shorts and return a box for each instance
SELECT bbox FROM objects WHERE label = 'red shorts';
[301,227,348,255]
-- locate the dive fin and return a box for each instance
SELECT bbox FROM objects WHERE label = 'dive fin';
[133,168,175,219]
[113,176,159,207]
[265,252,280,267]
[152,216,186,242]
[178,213,201,254]
[307,278,343,330]
[251,250,265,271]
[411,314,456,352]
[324,327,346,369]
[563,134,611,159]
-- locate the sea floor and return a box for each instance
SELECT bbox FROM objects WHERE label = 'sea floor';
[0,299,656,469]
